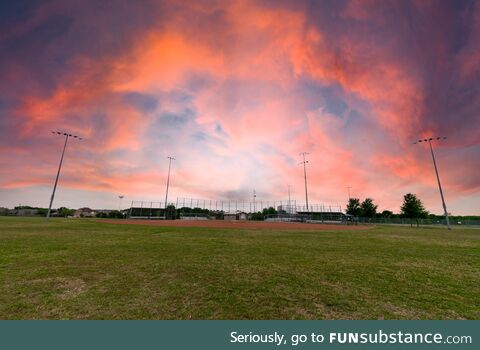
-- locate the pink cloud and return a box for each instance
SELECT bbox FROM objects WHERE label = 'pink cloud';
[0,0,478,214]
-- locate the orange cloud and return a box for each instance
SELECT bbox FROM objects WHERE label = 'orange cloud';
[1,0,478,214]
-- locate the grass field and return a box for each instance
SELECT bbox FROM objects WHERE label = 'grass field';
[0,217,479,320]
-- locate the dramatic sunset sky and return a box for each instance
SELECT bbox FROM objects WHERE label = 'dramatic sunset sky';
[1,0,479,214]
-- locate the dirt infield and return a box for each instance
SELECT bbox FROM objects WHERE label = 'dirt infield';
[97,219,368,230]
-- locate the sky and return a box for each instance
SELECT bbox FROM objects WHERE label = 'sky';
[0,0,479,214]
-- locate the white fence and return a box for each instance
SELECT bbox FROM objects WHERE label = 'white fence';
[129,198,342,217]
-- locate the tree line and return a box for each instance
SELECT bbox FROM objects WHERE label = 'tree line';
[346,193,429,220]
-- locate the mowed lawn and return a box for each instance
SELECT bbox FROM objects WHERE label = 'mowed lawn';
[0,217,479,320]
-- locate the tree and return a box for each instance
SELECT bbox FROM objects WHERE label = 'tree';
[165,205,176,220]
[36,208,48,216]
[346,198,362,217]
[262,207,277,216]
[400,193,428,226]
[108,210,124,219]
[360,198,378,218]
[381,210,393,218]
[250,212,264,221]
[57,207,75,217]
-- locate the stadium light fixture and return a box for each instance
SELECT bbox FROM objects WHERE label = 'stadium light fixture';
[299,152,310,211]
[118,195,124,211]
[164,156,175,217]
[413,136,451,230]
[47,131,83,219]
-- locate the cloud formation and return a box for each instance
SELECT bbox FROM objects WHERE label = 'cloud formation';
[0,0,479,214]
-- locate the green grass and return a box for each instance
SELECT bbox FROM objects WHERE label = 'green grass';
[0,217,479,320]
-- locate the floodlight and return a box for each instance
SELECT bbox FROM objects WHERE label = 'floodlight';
[413,136,451,229]
[46,131,83,219]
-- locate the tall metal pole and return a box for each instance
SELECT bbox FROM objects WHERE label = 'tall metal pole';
[46,131,83,219]
[414,137,451,230]
[300,152,309,211]
[47,134,69,219]
[428,139,451,230]
[253,189,256,212]
[164,156,175,216]
[288,185,291,214]
[346,186,352,200]
[118,195,124,211]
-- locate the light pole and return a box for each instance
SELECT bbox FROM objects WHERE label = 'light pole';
[287,185,291,214]
[118,195,124,211]
[47,131,83,219]
[345,186,352,200]
[300,152,309,211]
[253,189,256,212]
[164,156,175,218]
[414,137,451,230]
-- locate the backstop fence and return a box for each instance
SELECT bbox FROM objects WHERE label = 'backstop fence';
[128,198,343,219]
[174,197,299,214]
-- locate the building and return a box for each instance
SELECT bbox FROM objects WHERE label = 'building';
[74,207,96,218]
[224,212,248,221]
[224,213,237,221]
[10,208,39,216]
[238,212,248,220]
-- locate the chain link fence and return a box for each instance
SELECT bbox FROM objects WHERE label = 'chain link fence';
[356,217,480,227]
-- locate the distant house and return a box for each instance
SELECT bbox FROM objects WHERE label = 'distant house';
[74,207,96,218]
[95,209,113,215]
